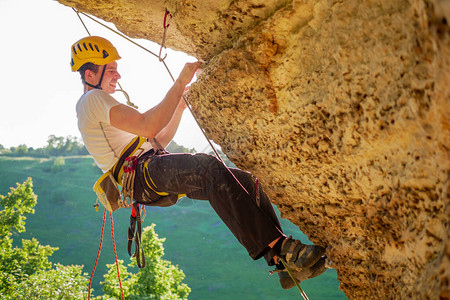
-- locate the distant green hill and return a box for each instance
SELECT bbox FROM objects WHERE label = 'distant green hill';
[0,156,346,299]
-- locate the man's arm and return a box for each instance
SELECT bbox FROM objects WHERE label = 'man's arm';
[155,88,189,147]
[109,62,200,139]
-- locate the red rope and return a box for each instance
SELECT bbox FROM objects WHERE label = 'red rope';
[88,208,107,299]
[110,211,125,300]
[87,209,125,300]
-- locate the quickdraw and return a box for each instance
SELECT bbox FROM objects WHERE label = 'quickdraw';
[158,9,172,62]
[128,201,146,268]
[163,8,172,29]
[120,155,139,208]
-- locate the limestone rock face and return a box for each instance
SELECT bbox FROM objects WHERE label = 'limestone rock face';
[58,0,449,298]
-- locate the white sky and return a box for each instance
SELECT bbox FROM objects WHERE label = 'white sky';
[0,0,211,152]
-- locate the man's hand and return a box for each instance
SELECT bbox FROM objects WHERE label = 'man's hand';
[110,61,201,142]
[176,62,202,87]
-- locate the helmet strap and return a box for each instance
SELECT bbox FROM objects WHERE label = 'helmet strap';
[83,65,107,90]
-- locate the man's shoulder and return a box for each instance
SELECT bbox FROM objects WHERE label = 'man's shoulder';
[83,89,109,99]
[79,89,119,105]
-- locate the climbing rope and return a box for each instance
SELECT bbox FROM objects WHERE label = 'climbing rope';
[110,211,125,300]
[87,208,106,299]
[87,208,125,300]
[280,258,310,300]
[115,87,138,109]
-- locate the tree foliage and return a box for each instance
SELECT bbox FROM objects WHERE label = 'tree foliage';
[166,140,196,154]
[8,263,88,299]
[0,135,88,157]
[1,136,199,158]
[0,179,88,299]
[101,224,191,299]
[45,135,87,156]
[0,178,37,243]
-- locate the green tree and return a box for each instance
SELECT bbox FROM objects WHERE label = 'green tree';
[102,224,190,299]
[8,263,88,299]
[15,144,29,155]
[46,135,65,156]
[0,178,88,299]
[45,135,88,156]
[167,140,196,154]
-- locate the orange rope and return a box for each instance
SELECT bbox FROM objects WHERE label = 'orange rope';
[87,209,126,300]
[88,208,107,299]
[110,211,125,300]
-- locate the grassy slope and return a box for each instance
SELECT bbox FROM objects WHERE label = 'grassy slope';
[0,156,346,299]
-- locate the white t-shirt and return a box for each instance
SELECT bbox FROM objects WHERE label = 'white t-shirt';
[76,89,152,172]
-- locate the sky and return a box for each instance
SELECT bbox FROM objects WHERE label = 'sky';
[0,0,212,152]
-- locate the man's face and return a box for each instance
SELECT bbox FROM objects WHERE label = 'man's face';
[101,61,121,94]
[86,61,121,94]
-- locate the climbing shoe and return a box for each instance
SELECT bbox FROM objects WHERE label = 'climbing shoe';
[280,236,326,271]
[278,256,327,289]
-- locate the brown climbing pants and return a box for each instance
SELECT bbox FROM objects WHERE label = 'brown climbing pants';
[133,152,285,263]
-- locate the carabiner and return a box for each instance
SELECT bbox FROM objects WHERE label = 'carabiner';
[163,9,172,29]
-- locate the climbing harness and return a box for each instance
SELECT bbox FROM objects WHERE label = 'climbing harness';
[74,8,310,299]
[112,136,147,185]
[92,136,147,213]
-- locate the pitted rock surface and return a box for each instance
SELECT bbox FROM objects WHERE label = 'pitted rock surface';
[58,0,449,298]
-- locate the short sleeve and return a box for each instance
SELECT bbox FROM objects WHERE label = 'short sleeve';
[80,89,120,125]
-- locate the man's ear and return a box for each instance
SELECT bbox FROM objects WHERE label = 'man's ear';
[85,69,95,80]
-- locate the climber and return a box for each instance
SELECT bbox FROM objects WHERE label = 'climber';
[71,35,328,289]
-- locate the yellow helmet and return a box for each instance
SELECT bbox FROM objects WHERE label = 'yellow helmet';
[70,36,121,72]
